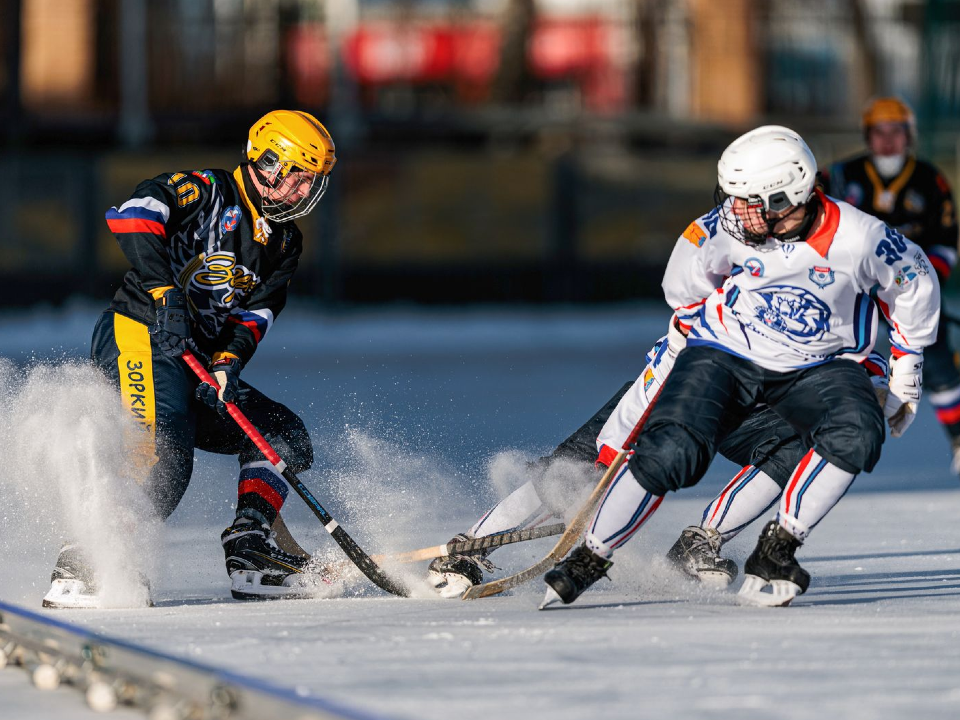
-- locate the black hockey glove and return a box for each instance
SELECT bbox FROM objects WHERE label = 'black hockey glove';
[149,288,191,357]
[196,356,242,417]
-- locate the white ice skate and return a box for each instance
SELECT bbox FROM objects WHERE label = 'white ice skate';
[426,535,495,599]
[222,519,336,600]
[42,544,101,609]
[228,568,336,601]
[736,575,804,607]
[736,521,810,607]
[42,579,102,609]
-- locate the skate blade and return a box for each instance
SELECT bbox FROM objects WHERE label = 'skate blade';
[697,571,735,590]
[42,580,101,609]
[538,587,562,610]
[737,574,802,607]
[229,570,334,601]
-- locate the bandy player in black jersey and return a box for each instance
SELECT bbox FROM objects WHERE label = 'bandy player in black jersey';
[826,97,960,473]
[44,111,338,608]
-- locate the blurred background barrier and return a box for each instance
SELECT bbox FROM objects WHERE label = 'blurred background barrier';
[0,0,957,306]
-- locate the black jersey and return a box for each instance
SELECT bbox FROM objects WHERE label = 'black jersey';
[105,166,303,365]
[825,153,958,278]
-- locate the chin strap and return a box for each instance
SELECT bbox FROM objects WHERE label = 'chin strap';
[770,193,820,244]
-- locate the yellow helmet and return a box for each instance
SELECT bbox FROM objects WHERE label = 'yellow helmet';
[245,110,337,222]
[861,97,916,142]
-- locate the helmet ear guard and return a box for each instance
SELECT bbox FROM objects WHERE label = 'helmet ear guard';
[255,149,281,176]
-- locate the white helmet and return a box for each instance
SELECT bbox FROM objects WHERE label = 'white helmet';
[717,125,817,213]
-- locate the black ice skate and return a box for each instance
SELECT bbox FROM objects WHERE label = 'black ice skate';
[42,544,101,609]
[540,544,612,609]
[427,534,496,598]
[666,526,739,588]
[738,521,811,607]
[222,519,331,600]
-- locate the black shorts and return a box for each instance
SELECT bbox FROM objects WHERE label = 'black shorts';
[547,380,806,491]
[627,345,884,496]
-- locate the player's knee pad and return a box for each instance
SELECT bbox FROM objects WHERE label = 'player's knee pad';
[813,402,884,474]
[750,436,805,490]
[240,414,314,473]
[626,421,713,495]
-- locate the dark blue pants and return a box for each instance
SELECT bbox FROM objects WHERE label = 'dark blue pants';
[90,310,313,520]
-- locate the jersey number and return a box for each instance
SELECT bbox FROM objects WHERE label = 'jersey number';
[876,226,908,265]
[167,173,200,208]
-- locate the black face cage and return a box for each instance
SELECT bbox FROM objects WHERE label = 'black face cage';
[713,185,818,248]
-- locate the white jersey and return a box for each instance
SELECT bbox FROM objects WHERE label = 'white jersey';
[663,192,940,371]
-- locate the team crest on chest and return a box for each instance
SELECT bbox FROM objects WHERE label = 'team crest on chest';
[744,257,764,277]
[808,266,835,289]
[220,205,242,234]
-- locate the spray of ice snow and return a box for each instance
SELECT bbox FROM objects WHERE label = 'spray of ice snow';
[0,359,159,608]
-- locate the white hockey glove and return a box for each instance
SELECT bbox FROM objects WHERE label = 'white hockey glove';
[664,316,688,364]
[884,353,923,438]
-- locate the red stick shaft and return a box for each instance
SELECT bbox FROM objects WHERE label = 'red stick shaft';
[181,350,284,468]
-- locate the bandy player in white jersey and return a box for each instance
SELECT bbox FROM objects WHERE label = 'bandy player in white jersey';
[541,125,940,608]
[425,328,890,599]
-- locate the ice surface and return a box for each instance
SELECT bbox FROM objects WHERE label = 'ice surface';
[1,302,959,720]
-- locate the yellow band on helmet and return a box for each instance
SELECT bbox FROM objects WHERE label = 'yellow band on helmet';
[861,97,916,140]
[246,109,337,179]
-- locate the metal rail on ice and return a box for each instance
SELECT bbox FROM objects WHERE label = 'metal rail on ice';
[0,600,390,720]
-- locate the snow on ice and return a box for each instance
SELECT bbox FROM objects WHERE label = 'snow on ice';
[1,302,959,720]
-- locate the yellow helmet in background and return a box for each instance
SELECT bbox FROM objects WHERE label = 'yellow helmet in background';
[245,110,337,222]
[861,97,916,142]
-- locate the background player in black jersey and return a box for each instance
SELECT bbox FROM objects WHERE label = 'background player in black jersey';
[825,97,960,473]
[43,111,337,607]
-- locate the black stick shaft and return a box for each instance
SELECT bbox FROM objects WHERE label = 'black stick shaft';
[446,523,566,554]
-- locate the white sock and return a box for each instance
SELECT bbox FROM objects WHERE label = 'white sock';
[777,449,855,542]
[585,462,662,559]
[700,466,781,541]
[469,481,555,538]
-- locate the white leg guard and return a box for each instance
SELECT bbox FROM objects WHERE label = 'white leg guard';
[585,463,662,558]
[700,465,782,541]
[469,480,555,539]
[429,480,551,598]
[778,450,855,541]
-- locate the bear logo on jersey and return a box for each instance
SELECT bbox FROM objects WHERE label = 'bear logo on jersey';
[744,258,764,277]
[220,206,242,234]
[808,266,835,289]
[752,285,831,343]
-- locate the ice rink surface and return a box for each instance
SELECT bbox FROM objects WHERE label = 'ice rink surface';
[1,301,959,720]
